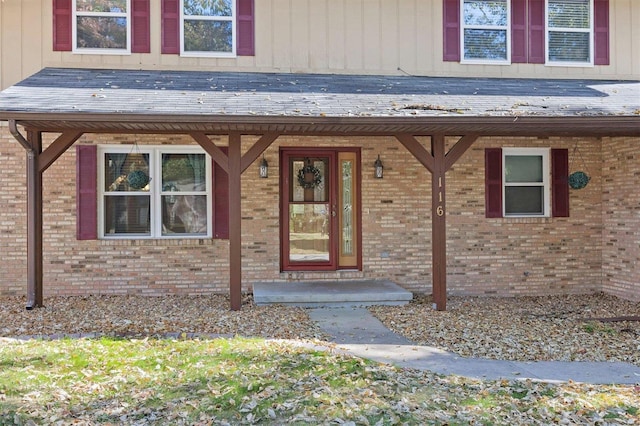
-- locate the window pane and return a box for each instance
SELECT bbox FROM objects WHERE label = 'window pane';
[104,195,151,235]
[76,0,127,13]
[505,155,543,183]
[183,0,232,17]
[505,187,544,215]
[104,153,150,192]
[162,195,208,235]
[162,154,207,192]
[548,31,590,62]
[463,0,508,26]
[548,0,590,29]
[77,16,127,49]
[289,204,330,262]
[184,20,232,53]
[463,29,507,60]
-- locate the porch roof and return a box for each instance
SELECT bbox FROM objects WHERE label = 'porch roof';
[0,67,638,137]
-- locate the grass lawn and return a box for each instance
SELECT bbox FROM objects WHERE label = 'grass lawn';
[0,337,638,425]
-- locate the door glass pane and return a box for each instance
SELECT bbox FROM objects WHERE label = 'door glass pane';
[289,204,330,262]
[505,155,543,183]
[291,158,328,202]
[505,187,544,215]
[341,160,353,256]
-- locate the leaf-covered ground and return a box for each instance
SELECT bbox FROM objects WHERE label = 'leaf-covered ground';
[371,293,640,366]
[0,338,638,425]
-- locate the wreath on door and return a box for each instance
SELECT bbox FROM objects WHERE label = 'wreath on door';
[297,158,323,189]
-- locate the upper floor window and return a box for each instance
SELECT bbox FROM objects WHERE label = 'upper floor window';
[547,0,593,65]
[181,0,236,57]
[443,0,609,66]
[99,146,211,239]
[73,0,131,53]
[461,0,510,63]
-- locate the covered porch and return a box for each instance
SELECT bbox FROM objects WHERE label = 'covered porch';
[0,68,638,311]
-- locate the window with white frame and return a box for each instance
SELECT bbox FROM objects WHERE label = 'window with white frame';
[503,148,550,217]
[99,146,211,238]
[547,0,593,65]
[461,0,510,63]
[181,0,236,57]
[73,0,130,53]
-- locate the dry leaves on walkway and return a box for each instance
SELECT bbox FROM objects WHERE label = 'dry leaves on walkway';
[371,293,640,365]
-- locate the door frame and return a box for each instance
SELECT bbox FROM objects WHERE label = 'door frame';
[280,147,362,272]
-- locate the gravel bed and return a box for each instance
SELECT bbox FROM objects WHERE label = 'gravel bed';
[370,293,640,366]
[1,292,638,367]
[0,294,326,341]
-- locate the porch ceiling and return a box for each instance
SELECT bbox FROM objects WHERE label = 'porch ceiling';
[0,68,638,137]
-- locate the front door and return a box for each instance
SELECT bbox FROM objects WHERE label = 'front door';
[281,148,360,271]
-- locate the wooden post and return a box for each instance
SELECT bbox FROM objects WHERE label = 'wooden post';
[26,130,43,310]
[431,134,447,311]
[228,133,242,311]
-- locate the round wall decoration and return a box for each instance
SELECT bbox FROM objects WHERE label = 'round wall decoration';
[568,171,590,190]
[297,162,322,189]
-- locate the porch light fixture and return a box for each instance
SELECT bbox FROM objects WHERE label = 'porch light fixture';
[259,155,269,178]
[374,155,384,178]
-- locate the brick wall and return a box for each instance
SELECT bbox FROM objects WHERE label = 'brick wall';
[602,137,640,302]
[1,125,635,301]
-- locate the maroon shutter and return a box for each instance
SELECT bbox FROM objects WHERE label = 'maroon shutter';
[442,0,460,62]
[511,0,527,63]
[594,0,610,65]
[551,149,569,218]
[53,0,73,51]
[528,0,545,64]
[213,148,229,239]
[131,0,151,53]
[237,0,255,56]
[485,148,503,218]
[76,145,98,240]
[161,0,180,54]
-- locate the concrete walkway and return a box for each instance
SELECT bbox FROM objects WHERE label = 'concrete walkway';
[308,307,640,385]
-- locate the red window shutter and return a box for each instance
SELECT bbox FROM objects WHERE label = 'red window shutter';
[442,0,460,62]
[511,0,527,63]
[528,0,545,64]
[76,145,98,240]
[237,0,255,56]
[594,0,610,65]
[551,149,569,218]
[161,0,180,54]
[485,148,503,218]
[131,0,151,53]
[213,148,229,239]
[53,0,72,51]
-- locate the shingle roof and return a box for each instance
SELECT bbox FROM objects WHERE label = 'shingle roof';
[0,68,638,136]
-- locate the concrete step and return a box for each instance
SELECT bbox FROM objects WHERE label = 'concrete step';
[252,280,413,307]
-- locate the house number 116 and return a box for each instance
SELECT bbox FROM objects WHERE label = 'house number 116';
[436,177,444,217]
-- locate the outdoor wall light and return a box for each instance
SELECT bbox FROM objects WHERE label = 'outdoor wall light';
[374,155,384,179]
[259,155,269,178]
